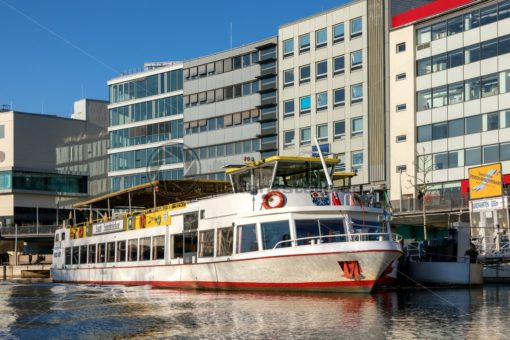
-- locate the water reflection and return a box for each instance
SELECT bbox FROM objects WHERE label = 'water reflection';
[0,281,508,339]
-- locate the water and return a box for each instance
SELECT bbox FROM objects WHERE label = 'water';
[0,281,508,339]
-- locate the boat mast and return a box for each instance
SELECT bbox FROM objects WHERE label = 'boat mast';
[314,138,333,189]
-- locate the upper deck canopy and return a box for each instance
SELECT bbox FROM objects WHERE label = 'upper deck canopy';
[74,179,231,209]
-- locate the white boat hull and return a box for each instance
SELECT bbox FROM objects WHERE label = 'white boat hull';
[52,244,401,293]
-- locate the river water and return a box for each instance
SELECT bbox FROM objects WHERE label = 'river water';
[0,280,508,339]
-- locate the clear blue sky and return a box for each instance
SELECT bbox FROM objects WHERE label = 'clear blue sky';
[0,0,347,117]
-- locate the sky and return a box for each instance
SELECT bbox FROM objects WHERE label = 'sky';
[0,0,348,117]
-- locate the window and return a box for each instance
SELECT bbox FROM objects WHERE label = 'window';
[500,0,510,20]
[432,122,448,140]
[466,115,482,134]
[283,69,294,87]
[465,78,481,100]
[465,147,481,166]
[352,117,363,136]
[350,51,362,71]
[352,151,363,172]
[334,88,345,107]
[334,121,345,139]
[448,150,462,168]
[316,28,327,48]
[284,130,295,148]
[500,36,510,56]
[483,144,499,163]
[447,49,464,68]
[500,70,510,93]
[116,240,126,262]
[199,230,214,258]
[480,4,498,26]
[333,55,345,75]
[448,118,464,138]
[396,165,407,173]
[481,74,499,97]
[396,135,407,142]
[300,127,311,145]
[152,235,165,260]
[216,227,233,257]
[431,21,447,40]
[98,243,106,263]
[88,244,96,264]
[351,17,362,38]
[416,26,431,45]
[283,99,295,117]
[237,224,258,253]
[432,86,447,108]
[396,42,406,53]
[485,112,499,131]
[464,10,480,30]
[140,237,151,261]
[317,124,328,141]
[447,16,463,35]
[316,60,328,79]
[333,23,344,42]
[432,53,447,72]
[448,82,464,104]
[65,248,71,265]
[300,65,311,83]
[417,58,432,76]
[351,84,363,104]
[0,125,4,139]
[283,38,294,57]
[500,143,510,161]
[434,153,448,170]
[396,104,406,112]
[128,239,138,261]
[396,73,406,81]
[299,34,310,53]
[465,44,480,64]
[417,125,432,143]
[79,245,87,264]
[261,220,291,249]
[503,110,510,128]
[107,241,115,262]
[481,39,498,59]
[300,96,311,114]
[316,92,328,111]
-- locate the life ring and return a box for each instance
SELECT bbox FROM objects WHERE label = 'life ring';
[262,191,285,209]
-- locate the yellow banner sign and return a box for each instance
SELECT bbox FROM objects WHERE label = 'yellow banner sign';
[469,163,503,200]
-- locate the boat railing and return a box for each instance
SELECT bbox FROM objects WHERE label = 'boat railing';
[273,232,398,249]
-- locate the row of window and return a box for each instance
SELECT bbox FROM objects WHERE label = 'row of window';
[417,110,510,143]
[417,70,510,111]
[283,84,363,117]
[109,95,183,127]
[0,170,87,194]
[184,109,259,135]
[110,120,183,149]
[416,34,510,76]
[282,17,362,57]
[185,51,260,80]
[283,51,362,87]
[283,118,363,148]
[110,69,183,104]
[416,0,510,45]
[418,142,510,171]
[109,144,183,172]
[184,80,260,108]
[185,139,261,161]
[110,168,183,192]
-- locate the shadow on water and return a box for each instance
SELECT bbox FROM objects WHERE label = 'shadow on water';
[0,280,508,339]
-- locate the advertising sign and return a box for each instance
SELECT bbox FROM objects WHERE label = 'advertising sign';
[468,163,503,200]
[93,219,124,235]
[470,196,506,212]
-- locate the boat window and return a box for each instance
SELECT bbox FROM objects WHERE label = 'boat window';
[216,227,233,257]
[79,245,87,264]
[117,240,126,262]
[351,219,385,240]
[232,169,252,193]
[272,161,334,189]
[140,237,151,261]
[72,247,79,265]
[107,242,115,262]
[199,230,214,257]
[171,234,183,259]
[128,239,138,261]
[261,220,291,249]
[98,243,106,263]
[65,248,71,265]
[295,220,320,245]
[88,244,96,264]
[61,232,65,241]
[237,224,258,253]
[319,219,346,243]
[55,234,59,242]
[184,212,198,231]
[152,236,165,260]
[253,166,274,190]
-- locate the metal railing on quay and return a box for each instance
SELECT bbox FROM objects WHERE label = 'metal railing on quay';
[1,225,59,237]
[390,194,469,215]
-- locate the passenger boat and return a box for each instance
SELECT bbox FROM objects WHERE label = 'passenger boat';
[51,156,403,293]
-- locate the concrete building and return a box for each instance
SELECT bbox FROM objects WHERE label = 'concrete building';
[277,0,387,193]
[183,38,278,180]
[107,62,184,191]
[389,0,510,204]
[0,99,108,251]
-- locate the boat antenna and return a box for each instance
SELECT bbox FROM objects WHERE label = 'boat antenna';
[314,137,333,189]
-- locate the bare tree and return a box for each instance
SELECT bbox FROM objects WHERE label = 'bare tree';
[406,148,433,241]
